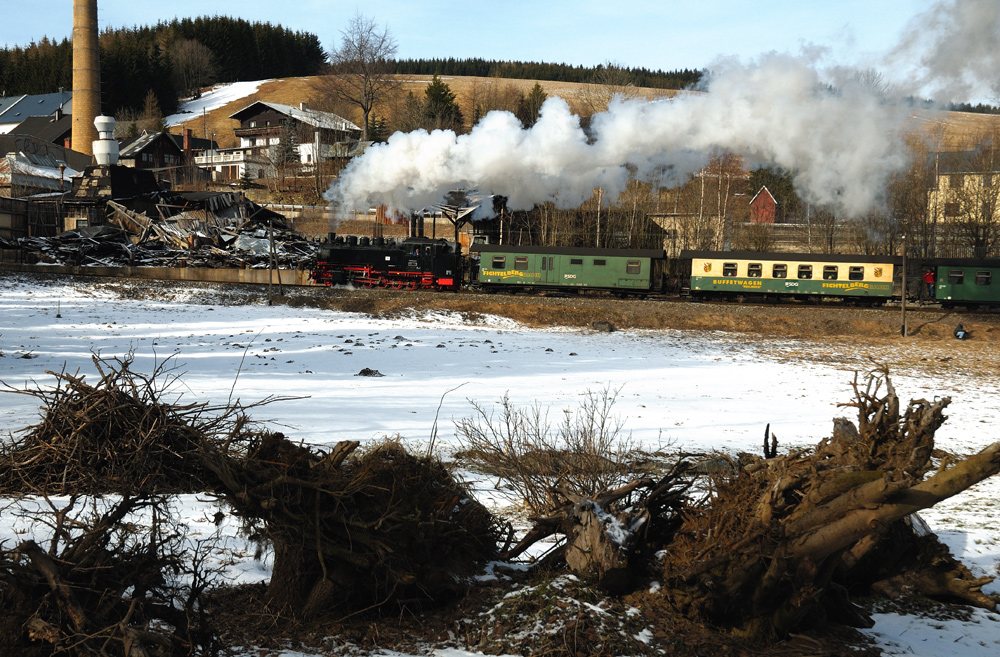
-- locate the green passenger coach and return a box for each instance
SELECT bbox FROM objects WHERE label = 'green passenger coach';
[682,251,900,303]
[471,244,667,295]
[932,259,1000,309]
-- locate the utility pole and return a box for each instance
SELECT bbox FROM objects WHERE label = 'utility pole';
[900,234,908,337]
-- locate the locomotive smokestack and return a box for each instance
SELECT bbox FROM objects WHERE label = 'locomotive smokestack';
[72,0,101,158]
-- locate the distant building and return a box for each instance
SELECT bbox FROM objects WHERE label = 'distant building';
[195,101,364,181]
[926,149,1000,257]
[749,186,777,223]
[118,129,219,186]
[0,91,73,135]
[119,131,185,172]
[8,112,73,148]
[0,134,89,198]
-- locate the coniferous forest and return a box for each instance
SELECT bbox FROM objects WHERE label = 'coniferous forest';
[0,17,326,117]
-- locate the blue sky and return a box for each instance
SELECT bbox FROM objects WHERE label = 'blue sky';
[5,1,926,73]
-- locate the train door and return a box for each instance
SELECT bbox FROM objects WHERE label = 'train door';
[539,254,560,286]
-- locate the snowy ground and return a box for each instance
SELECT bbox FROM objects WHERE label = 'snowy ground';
[2,274,1000,656]
[164,80,272,128]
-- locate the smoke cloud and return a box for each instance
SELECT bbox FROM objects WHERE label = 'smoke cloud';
[889,0,1000,105]
[328,1,1000,220]
[328,52,909,219]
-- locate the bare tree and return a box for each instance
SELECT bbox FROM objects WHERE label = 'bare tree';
[466,76,523,125]
[579,61,639,116]
[851,66,891,99]
[320,13,399,142]
[114,90,166,139]
[169,38,216,99]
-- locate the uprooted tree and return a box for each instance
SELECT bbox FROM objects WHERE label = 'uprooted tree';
[463,369,1000,640]
[0,354,501,655]
[200,433,501,617]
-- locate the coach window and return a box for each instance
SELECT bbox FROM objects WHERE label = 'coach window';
[772,264,788,278]
[594,259,606,266]
[948,269,964,284]
[823,265,839,280]
[798,265,813,280]
[747,263,762,277]
[514,256,529,270]
[848,266,865,281]
[570,258,583,266]
[722,262,738,276]
[491,256,507,269]
[976,270,992,285]
[626,260,641,274]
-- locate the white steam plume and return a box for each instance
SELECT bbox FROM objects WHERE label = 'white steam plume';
[327,53,910,219]
[889,0,1000,104]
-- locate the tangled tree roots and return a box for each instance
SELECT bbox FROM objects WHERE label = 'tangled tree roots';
[202,434,503,618]
[0,495,216,657]
[509,368,1000,642]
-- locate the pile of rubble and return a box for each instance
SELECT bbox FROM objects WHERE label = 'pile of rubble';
[14,199,318,270]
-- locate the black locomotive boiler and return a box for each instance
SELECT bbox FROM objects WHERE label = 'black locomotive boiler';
[310,234,463,290]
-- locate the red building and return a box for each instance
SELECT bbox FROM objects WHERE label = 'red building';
[749,186,777,223]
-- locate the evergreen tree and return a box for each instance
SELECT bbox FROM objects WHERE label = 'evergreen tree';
[423,74,464,132]
[516,82,547,127]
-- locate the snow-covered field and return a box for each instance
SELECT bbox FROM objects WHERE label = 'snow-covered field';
[2,274,1000,656]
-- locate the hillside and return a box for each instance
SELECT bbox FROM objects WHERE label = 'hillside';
[169,74,681,148]
[170,74,1000,155]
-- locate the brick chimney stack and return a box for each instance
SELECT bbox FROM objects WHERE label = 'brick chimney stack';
[72,0,101,158]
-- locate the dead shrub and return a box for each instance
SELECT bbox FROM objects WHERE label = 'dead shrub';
[454,386,637,514]
[0,352,285,496]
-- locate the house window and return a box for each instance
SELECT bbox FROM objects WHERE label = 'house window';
[798,265,813,279]
[823,265,839,280]
[849,266,865,281]
[722,262,737,276]
[593,259,606,266]
[249,120,257,128]
[944,202,961,217]
[772,264,788,278]
[626,260,641,274]
[570,258,583,265]
[514,256,528,270]
[491,256,507,269]
[747,263,762,278]
[951,174,965,188]
[975,270,992,285]
[948,269,964,284]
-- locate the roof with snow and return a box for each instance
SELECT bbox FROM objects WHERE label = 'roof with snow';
[229,101,360,133]
[749,185,777,206]
[119,132,178,159]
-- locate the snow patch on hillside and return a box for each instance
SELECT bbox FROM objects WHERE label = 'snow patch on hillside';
[164,80,273,127]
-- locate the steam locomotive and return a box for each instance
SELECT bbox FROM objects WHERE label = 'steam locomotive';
[309,234,463,290]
